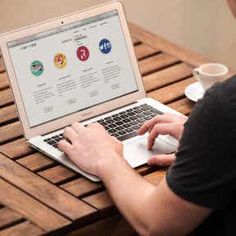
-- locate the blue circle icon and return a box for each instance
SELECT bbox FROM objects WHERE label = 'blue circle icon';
[99,39,112,54]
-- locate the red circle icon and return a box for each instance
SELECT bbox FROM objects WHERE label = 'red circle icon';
[77,46,90,61]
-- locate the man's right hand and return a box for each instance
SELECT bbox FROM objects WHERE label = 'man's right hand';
[138,113,187,166]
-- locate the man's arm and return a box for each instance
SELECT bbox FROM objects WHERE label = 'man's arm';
[59,122,211,236]
[99,153,211,236]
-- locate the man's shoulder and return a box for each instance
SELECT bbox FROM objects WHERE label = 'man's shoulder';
[202,75,236,111]
[214,75,236,97]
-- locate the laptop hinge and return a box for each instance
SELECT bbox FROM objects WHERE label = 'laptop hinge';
[41,101,138,137]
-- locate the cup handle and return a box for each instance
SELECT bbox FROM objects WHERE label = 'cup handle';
[193,68,201,81]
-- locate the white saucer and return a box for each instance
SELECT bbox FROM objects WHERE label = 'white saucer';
[185,82,205,102]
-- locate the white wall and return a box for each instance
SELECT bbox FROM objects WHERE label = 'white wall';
[1,0,236,68]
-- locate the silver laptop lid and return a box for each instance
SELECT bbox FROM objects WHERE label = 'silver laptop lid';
[0,2,145,139]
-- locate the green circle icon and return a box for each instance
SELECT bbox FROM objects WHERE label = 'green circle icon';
[30,60,44,76]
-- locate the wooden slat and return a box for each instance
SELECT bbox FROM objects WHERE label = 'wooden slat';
[83,171,166,210]
[134,43,160,60]
[168,98,195,115]
[0,207,23,228]
[38,165,77,184]
[0,154,95,220]
[83,191,113,211]
[0,121,23,144]
[131,36,140,45]
[0,178,70,231]
[0,57,5,73]
[143,63,193,92]
[17,153,55,172]
[0,88,13,107]
[0,73,9,90]
[61,178,102,197]
[148,77,195,104]
[72,214,135,236]
[0,221,45,236]
[129,22,210,67]
[0,104,17,124]
[130,22,236,79]
[0,138,34,159]
[139,53,179,75]
[60,165,149,198]
[145,170,166,185]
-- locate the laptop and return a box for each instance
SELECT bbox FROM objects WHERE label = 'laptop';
[0,1,180,181]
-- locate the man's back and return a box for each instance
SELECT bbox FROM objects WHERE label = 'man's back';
[167,76,236,235]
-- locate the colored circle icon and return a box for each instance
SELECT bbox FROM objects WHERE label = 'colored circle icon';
[30,60,44,76]
[54,53,67,69]
[77,46,90,61]
[99,39,112,54]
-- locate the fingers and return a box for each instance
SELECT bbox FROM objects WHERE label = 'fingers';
[87,122,104,130]
[147,123,176,149]
[138,117,158,135]
[58,139,73,154]
[148,153,176,166]
[138,113,178,135]
[71,122,84,132]
[63,122,85,144]
[63,127,78,143]
[58,139,81,166]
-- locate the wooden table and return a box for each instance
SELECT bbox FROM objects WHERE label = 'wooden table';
[0,23,234,236]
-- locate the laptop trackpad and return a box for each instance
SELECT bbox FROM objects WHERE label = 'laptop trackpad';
[124,136,177,168]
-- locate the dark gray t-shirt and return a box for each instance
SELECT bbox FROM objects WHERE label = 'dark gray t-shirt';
[166,76,236,235]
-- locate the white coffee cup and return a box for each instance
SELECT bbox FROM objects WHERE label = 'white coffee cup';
[193,63,229,91]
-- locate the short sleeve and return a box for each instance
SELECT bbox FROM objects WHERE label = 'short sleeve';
[166,82,236,210]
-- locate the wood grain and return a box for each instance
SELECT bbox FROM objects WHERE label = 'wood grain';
[17,153,55,172]
[0,121,23,144]
[144,170,166,186]
[82,171,166,210]
[134,43,160,60]
[38,165,77,184]
[148,77,195,104]
[0,207,23,228]
[143,63,193,92]
[0,221,45,236]
[60,165,149,199]
[71,214,135,236]
[0,154,96,220]
[83,191,113,211]
[129,22,210,67]
[131,36,140,45]
[139,53,179,75]
[0,104,17,124]
[0,57,5,73]
[0,178,70,231]
[0,73,9,90]
[168,98,194,115]
[0,89,13,107]
[0,138,34,159]
[61,178,102,198]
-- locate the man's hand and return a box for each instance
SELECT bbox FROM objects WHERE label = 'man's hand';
[58,122,123,177]
[138,113,188,167]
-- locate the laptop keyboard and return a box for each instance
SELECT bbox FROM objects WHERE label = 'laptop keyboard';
[44,134,64,149]
[43,104,163,148]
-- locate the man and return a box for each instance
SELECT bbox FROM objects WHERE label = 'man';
[58,1,236,235]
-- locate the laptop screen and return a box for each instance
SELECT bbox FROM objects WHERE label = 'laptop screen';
[7,10,138,127]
